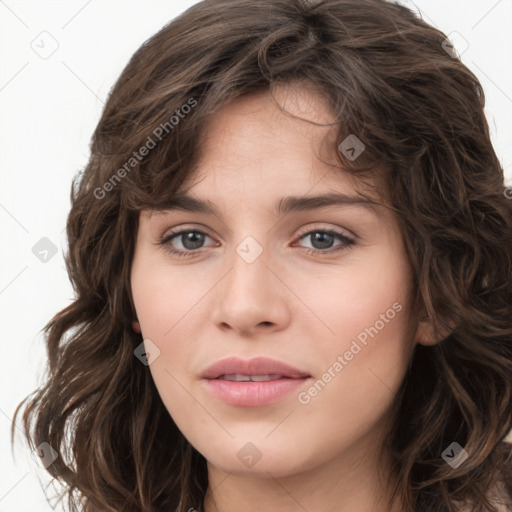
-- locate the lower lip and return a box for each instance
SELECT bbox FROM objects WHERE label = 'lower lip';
[202,377,310,407]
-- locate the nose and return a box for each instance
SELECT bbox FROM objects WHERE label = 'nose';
[211,242,291,336]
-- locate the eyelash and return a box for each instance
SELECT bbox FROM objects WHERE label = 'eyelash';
[155,227,356,258]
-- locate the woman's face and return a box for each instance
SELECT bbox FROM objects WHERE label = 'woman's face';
[131,84,423,479]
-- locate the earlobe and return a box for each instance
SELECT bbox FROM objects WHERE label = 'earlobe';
[414,316,453,346]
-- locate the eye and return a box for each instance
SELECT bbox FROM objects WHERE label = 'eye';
[294,228,355,255]
[155,229,217,257]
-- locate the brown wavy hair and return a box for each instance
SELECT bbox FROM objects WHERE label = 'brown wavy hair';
[12,0,512,510]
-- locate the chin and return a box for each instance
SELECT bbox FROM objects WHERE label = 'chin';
[200,438,322,478]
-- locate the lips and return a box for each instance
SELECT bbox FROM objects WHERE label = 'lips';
[201,356,312,407]
[201,356,311,380]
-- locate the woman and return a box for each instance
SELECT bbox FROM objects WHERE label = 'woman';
[12,0,512,510]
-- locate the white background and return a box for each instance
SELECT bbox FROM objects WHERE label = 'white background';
[1,1,511,510]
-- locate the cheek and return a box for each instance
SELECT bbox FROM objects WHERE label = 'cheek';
[287,268,413,462]
[297,250,414,396]
[131,256,214,341]
[299,250,411,341]
[130,259,216,411]
[130,262,205,432]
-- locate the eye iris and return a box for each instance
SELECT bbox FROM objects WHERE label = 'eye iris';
[182,232,205,250]
[311,232,335,249]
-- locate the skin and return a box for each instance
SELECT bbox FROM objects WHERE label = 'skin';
[130,82,439,512]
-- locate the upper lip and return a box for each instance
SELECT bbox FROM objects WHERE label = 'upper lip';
[201,356,311,379]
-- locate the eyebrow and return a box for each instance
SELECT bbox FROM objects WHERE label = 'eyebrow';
[152,192,379,217]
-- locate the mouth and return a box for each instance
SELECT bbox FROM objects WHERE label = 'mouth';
[202,376,311,407]
[201,357,312,407]
[201,356,311,380]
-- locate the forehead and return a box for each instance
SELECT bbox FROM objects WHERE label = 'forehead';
[197,82,336,156]
[139,83,390,224]
[178,84,379,199]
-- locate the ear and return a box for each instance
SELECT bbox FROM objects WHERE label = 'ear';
[414,315,454,346]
